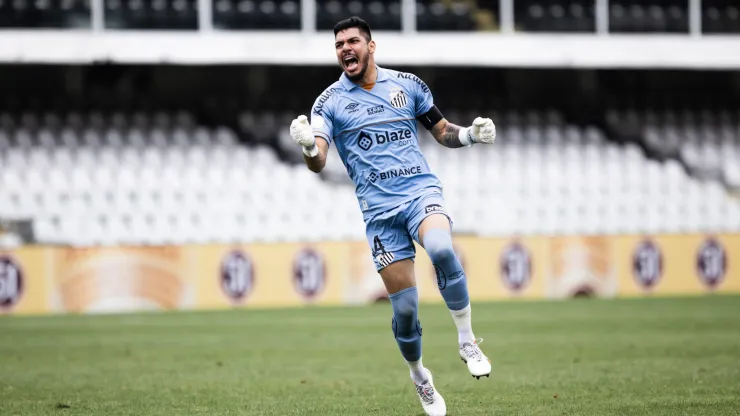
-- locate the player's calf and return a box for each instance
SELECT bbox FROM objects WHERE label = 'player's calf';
[389,286,446,414]
[423,228,473,343]
[423,228,492,378]
[389,287,426,380]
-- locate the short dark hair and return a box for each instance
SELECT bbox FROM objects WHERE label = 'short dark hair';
[333,16,372,42]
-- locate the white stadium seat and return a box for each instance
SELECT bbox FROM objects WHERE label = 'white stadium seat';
[0,110,736,246]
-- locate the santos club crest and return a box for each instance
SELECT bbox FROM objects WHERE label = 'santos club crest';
[389,88,408,109]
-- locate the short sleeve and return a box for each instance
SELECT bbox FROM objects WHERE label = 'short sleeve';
[311,88,338,147]
[409,74,434,117]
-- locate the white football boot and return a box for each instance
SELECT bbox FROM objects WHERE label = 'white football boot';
[413,368,447,416]
[459,338,492,379]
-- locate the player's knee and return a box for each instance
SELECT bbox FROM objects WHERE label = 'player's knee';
[390,287,418,317]
[423,229,455,264]
[389,286,422,361]
[389,287,419,330]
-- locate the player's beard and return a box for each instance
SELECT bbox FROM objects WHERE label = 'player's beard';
[344,54,368,82]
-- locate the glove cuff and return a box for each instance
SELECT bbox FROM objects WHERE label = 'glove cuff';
[458,127,475,147]
[302,144,319,157]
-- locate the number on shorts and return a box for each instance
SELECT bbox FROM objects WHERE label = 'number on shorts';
[373,236,385,254]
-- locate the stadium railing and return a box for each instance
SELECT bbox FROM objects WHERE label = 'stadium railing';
[0,0,739,68]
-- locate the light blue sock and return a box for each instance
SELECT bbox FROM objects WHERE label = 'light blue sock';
[389,286,422,362]
[423,228,470,311]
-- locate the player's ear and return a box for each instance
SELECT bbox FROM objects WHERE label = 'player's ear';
[368,39,376,54]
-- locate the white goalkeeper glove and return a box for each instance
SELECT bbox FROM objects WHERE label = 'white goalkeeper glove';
[290,115,319,157]
[459,117,496,146]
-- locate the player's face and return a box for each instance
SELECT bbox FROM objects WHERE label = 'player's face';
[335,28,374,82]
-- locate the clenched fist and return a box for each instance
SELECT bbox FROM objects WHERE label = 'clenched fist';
[290,115,315,148]
[470,117,496,145]
[290,115,319,157]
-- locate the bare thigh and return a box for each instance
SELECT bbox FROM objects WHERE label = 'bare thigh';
[380,259,416,295]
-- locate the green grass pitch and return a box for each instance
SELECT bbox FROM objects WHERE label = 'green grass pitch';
[1,295,739,415]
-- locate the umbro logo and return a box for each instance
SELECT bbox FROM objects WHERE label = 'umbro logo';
[345,102,360,113]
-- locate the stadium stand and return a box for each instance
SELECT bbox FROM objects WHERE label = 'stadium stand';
[1,105,739,247]
[0,0,91,28]
[317,0,402,31]
[0,107,359,245]
[0,1,739,248]
[702,0,740,33]
[213,0,300,30]
[106,0,199,30]
[606,109,740,191]
[514,0,594,32]
[608,0,689,33]
[1,0,739,34]
[415,0,477,31]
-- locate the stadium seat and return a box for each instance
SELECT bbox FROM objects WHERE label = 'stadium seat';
[105,0,198,30]
[515,0,594,33]
[0,0,91,28]
[0,108,737,246]
[317,0,401,31]
[213,0,300,30]
[703,0,740,33]
[609,0,688,33]
[417,1,476,31]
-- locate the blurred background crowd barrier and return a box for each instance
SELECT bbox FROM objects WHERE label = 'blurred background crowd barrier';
[0,0,739,315]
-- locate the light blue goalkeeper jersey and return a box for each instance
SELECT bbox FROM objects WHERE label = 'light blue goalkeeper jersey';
[310,65,443,221]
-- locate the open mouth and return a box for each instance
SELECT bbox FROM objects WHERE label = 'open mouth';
[343,55,359,72]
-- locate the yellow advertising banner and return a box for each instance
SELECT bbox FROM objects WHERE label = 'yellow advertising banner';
[411,236,550,301]
[547,235,618,299]
[615,234,740,297]
[0,246,51,315]
[49,246,192,314]
[342,236,550,304]
[0,233,738,316]
[192,242,350,309]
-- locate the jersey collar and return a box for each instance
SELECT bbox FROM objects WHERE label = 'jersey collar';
[339,65,388,91]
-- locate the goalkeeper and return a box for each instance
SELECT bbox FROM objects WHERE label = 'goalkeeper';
[289,16,496,416]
